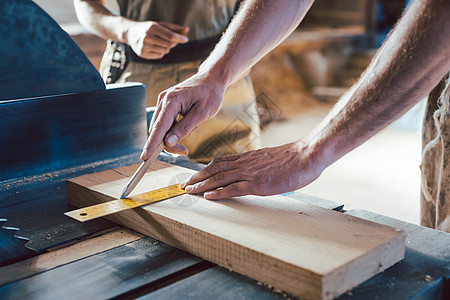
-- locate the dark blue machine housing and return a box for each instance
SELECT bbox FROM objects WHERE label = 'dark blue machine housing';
[0,84,147,182]
[0,83,148,255]
[0,0,149,263]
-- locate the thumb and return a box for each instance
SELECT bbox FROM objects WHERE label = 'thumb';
[160,22,189,34]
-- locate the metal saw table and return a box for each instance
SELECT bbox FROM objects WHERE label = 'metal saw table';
[0,1,448,299]
[1,150,449,299]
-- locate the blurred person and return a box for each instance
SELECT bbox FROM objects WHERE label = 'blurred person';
[75,0,261,162]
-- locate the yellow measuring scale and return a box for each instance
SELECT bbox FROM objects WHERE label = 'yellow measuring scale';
[65,184,185,222]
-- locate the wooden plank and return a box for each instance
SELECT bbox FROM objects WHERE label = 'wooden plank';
[285,191,344,211]
[66,161,406,300]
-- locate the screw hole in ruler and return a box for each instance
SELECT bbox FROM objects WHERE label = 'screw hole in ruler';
[65,184,185,222]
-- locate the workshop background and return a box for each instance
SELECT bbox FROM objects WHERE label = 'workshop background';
[34,0,421,225]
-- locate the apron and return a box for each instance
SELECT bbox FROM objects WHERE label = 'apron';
[99,0,260,163]
[421,73,450,232]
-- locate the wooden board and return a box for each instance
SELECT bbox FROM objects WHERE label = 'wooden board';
[66,161,405,300]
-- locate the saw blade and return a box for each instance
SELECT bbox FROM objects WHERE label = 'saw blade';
[0,218,34,267]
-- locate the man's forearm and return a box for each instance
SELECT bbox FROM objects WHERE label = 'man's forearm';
[305,0,450,169]
[169,0,450,199]
[74,0,133,43]
[198,0,315,88]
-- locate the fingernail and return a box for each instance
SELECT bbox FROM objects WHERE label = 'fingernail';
[166,134,179,147]
[140,151,146,160]
[185,185,193,193]
[204,192,212,199]
[179,181,187,188]
[182,37,188,43]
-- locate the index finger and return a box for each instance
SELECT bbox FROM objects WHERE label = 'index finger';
[153,24,188,44]
[140,96,178,160]
[180,155,240,188]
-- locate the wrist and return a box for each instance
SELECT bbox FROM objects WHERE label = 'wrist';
[294,135,334,175]
[196,64,229,92]
[120,18,140,44]
[197,52,236,90]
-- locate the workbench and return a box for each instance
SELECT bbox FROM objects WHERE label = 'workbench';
[1,151,449,299]
[0,1,448,298]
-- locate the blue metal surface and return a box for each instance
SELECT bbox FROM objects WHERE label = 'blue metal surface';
[0,152,141,252]
[0,0,105,101]
[0,83,147,183]
[0,82,147,256]
[0,152,204,253]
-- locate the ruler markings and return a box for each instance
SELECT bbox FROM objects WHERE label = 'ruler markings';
[65,184,185,222]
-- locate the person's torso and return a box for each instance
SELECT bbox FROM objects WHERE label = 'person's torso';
[117,0,237,40]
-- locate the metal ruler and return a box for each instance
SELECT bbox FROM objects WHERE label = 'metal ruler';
[65,184,185,222]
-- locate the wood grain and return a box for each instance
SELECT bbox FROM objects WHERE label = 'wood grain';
[66,161,405,300]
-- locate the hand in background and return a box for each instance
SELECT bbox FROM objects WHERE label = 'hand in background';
[141,73,226,160]
[179,142,325,199]
[127,21,189,59]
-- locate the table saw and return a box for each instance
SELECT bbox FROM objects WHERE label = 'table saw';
[0,1,449,299]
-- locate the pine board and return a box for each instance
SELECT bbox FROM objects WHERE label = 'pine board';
[66,161,405,300]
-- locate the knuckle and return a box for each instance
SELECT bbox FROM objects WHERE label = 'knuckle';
[198,168,211,179]
[159,91,178,109]
[157,91,166,104]
[210,161,224,174]
[175,122,192,136]
[191,182,201,191]
[213,171,225,183]
[153,119,164,130]
[224,161,233,170]
[162,89,177,104]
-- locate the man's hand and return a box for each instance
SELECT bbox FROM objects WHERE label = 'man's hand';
[179,142,325,199]
[140,73,226,160]
[126,21,189,59]
[74,1,189,59]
